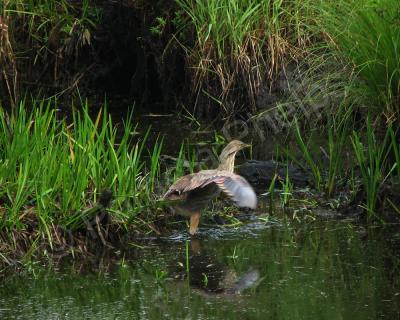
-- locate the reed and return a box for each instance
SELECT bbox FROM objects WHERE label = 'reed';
[175,0,315,112]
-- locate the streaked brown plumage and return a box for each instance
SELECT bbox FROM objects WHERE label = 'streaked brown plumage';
[164,140,257,235]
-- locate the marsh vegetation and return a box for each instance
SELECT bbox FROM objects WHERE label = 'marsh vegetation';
[0,0,400,317]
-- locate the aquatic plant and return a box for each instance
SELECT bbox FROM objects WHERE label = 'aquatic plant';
[289,103,354,198]
[185,240,190,274]
[280,164,293,207]
[351,117,393,217]
[266,173,278,214]
[293,119,321,191]
[325,105,353,197]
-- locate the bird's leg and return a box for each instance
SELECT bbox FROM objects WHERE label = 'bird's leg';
[189,212,201,235]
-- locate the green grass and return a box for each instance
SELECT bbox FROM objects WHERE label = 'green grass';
[266,173,278,214]
[1,0,100,106]
[325,106,353,197]
[173,140,197,180]
[4,0,99,50]
[316,0,400,121]
[293,119,321,191]
[0,98,233,264]
[389,128,400,177]
[0,99,167,239]
[2,0,400,261]
[281,164,293,207]
[287,109,400,220]
[351,117,394,217]
[174,0,315,112]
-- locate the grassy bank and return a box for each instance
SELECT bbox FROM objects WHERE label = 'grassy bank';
[1,0,400,267]
[286,0,400,218]
[1,99,399,268]
[289,117,400,218]
[1,0,100,107]
[173,0,400,219]
[175,0,316,113]
[175,0,400,124]
[0,99,186,264]
[2,0,399,123]
[317,0,400,121]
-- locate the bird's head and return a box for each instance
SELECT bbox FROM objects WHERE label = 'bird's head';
[222,140,250,155]
[218,140,250,170]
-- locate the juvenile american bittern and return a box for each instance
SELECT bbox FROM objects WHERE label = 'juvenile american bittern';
[164,140,257,235]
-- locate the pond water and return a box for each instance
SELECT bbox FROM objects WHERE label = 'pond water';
[1,217,399,319]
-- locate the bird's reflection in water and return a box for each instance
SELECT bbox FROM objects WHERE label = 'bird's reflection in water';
[171,238,261,298]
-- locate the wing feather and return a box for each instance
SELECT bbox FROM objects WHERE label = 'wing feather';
[164,170,257,209]
[213,174,257,209]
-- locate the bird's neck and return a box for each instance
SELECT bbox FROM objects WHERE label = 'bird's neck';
[217,153,236,172]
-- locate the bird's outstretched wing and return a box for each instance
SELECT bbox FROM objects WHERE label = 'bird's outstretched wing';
[212,173,257,209]
[164,170,257,209]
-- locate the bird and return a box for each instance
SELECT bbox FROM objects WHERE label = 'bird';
[163,140,257,235]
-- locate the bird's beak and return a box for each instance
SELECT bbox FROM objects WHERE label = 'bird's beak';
[242,143,251,149]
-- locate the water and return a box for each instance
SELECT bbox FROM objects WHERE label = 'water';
[1,218,399,319]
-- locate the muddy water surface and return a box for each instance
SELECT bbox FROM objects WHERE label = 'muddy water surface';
[1,217,399,319]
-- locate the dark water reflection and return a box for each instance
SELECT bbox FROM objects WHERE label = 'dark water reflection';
[1,219,399,319]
